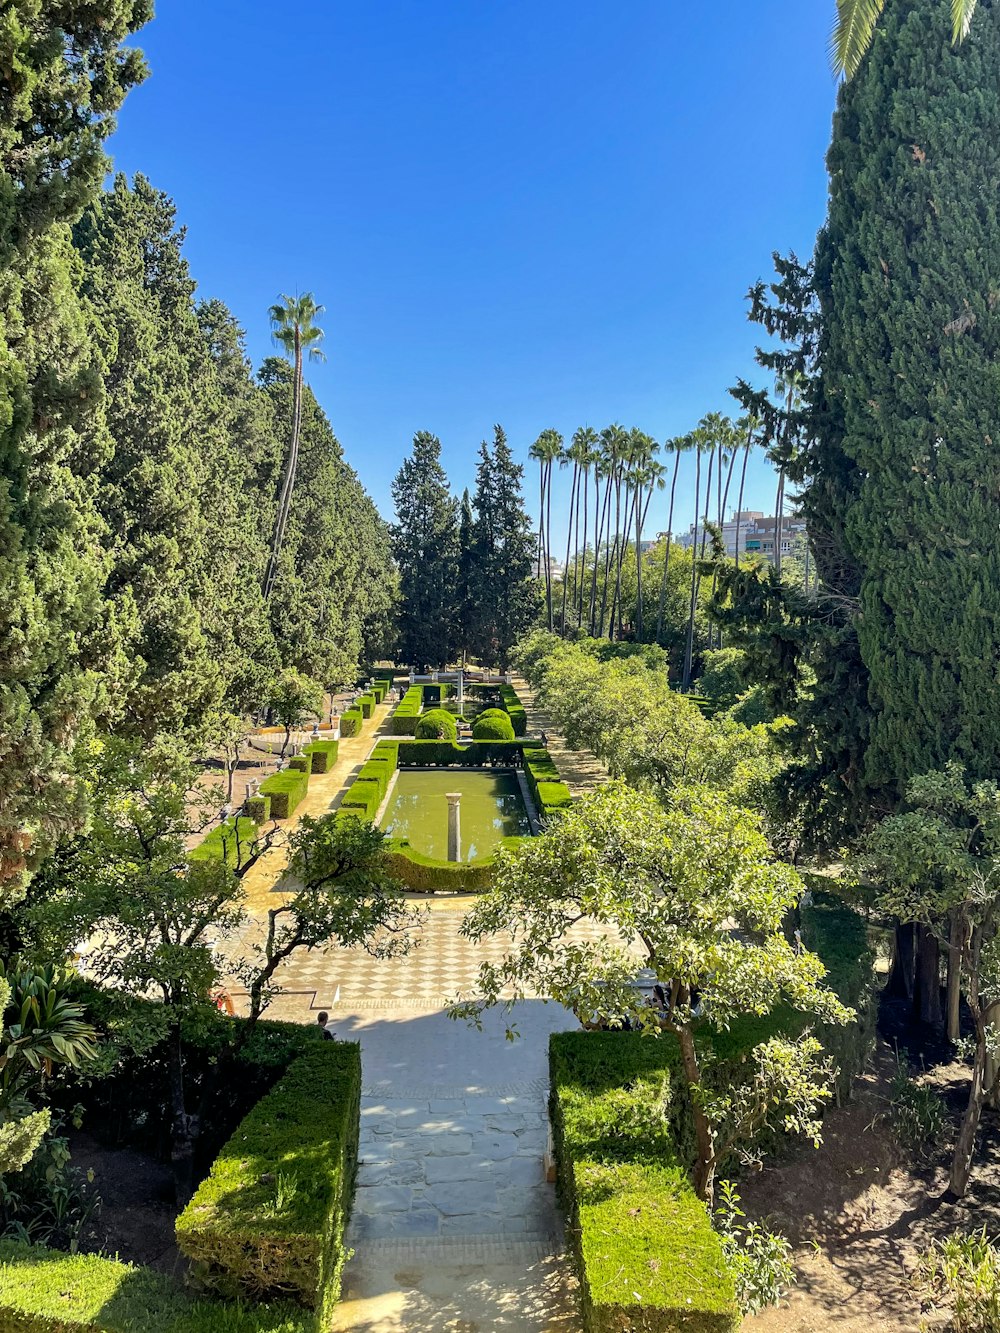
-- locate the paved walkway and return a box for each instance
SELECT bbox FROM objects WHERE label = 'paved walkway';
[510,673,607,797]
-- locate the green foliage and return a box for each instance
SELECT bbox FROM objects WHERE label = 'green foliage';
[884,1054,948,1159]
[246,796,271,825]
[549,1037,739,1333]
[189,819,263,872]
[391,433,460,670]
[337,709,362,738]
[0,1238,316,1331]
[414,709,458,741]
[388,685,424,735]
[259,770,310,820]
[268,671,323,737]
[499,685,527,736]
[472,713,515,742]
[356,694,375,719]
[918,1229,1000,1333]
[0,1114,100,1253]
[301,740,338,774]
[287,756,310,775]
[385,846,499,893]
[176,1044,361,1312]
[395,740,523,767]
[714,1180,794,1318]
[697,649,750,712]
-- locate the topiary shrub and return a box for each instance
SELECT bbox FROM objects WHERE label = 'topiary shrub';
[259,770,310,820]
[288,755,310,775]
[246,795,271,824]
[302,739,339,774]
[414,708,457,740]
[338,709,362,738]
[472,712,515,742]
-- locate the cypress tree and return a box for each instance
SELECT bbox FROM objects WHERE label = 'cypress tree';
[391,432,459,670]
[814,0,1000,793]
[0,4,148,900]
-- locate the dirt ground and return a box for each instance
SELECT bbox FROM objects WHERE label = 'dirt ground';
[69,1131,182,1274]
[741,1039,1000,1332]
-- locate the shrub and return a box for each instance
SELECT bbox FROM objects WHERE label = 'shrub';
[714,1180,794,1317]
[302,740,339,775]
[371,683,387,704]
[246,795,271,825]
[258,770,310,820]
[918,1229,1000,1333]
[288,756,310,775]
[338,783,381,821]
[189,818,262,870]
[414,708,457,740]
[385,844,497,893]
[356,693,375,719]
[0,1238,316,1331]
[338,709,362,738]
[472,713,515,742]
[395,740,523,767]
[389,686,423,735]
[355,761,392,802]
[176,1043,361,1315]
[499,684,527,735]
[884,1053,948,1158]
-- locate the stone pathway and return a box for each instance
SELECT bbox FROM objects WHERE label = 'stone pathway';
[510,672,607,798]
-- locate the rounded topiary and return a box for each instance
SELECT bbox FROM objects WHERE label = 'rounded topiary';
[472,712,515,741]
[415,708,458,740]
[474,707,508,723]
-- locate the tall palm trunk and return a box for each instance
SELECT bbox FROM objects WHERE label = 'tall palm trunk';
[733,436,752,572]
[545,458,556,629]
[711,443,741,650]
[263,332,303,600]
[599,469,618,638]
[699,445,716,559]
[589,471,606,635]
[612,479,636,641]
[608,469,626,640]
[656,449,681,645]
[561,462,579,635]
[578,469,589,626]
[635,480,654,642]
[682,449,701,691]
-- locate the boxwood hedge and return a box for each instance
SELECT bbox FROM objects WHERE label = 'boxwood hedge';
[176,1043,361,1315]
[388,685,423,735]
[258,770,309,820]
[301,740,339,774]
[337,709,362,738]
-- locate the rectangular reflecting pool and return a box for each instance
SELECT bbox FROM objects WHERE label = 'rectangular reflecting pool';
[381,769,530,863]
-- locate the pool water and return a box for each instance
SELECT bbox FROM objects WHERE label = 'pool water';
[381,769,530,863]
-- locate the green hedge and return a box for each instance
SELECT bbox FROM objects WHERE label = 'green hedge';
[301,740,339,774]
[385,844,498,893]
[287,756,310,775]
[472,713,515,741]
[499,684,527,736]
[189,818,262,871]
[550,1035,738,1333]
[338,709,362,738]
[258,769,310,820]
[354,693,374,719]
[246,796,271,825]
[522,745,572,820]
[388,685,423,735]
[338,782,381,821]
[0,1239,317,1332]
[394,739,524,767]
[176,1044,361,1316]
[356,760,392,802]
[414,707,457,741]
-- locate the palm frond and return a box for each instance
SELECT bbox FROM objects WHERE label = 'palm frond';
[830,0,886,78]
[952,0,978,42]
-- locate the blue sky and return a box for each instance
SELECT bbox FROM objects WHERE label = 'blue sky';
[106,1,838,533]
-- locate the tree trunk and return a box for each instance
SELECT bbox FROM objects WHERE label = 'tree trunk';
[886,921,916,1000]
[914,923,943,1030]
[682,450,701,691]
[733,438,752,573]
[774,463,786,579]
[677,1024,716,1203]
[656,449,680,645]
[168,1023,197,1204]
[589,472,605,636]
[950,988,987,1199]
[263,334,304,600]
[946,910,963,1043]
[578,469,589,626]
[561,464,578,635]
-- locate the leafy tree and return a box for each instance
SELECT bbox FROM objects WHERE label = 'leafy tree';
[268,668,323,757]
[456,782,851,1201]
[467,427,539,671]
[0,3,148,901]
[391,432,459,670]
[815,1,1000,794]
[832,0,977,77]
[853,764,1000,1198]
[262,294,325,601]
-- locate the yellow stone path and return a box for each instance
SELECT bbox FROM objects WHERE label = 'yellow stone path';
[240,700,394,914]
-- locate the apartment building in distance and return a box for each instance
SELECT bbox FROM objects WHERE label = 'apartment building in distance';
[667,509,807,563]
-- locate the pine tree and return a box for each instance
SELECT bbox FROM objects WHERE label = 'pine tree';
[391,433,459,670]
[815,0,1000,794]
[468,427,539,671]
[0,4,148,901]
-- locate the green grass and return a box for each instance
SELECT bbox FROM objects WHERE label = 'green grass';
[188,818,262,870]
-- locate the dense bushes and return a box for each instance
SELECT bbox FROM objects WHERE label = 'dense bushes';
[414,708,457,740]
[337,709,362,738]
[189,818,262,870]
[472,712,515,741]
[0,1240,315,1332]
[302,739,339,774]
[395,739,523,767]
[258,770,310,820]
[176,1043,361,1315]
[388,685,423,735]
[499,684,527,735]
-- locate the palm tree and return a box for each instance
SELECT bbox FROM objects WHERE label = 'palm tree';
[832,0,977,78]
[633,445,664,642]
[681,425,709,691]
[564,427,598,634]
[588,450,609,636]
[574,428,600,628]
[656,435,687,645]
[598,425,627,637]
[263,293,325,601]
[529,429,564,629]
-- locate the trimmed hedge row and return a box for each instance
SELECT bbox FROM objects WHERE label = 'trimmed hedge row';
[258,769,310,820]
[0,1239,315,1332]
[302,739,339,774]
[176,1043,361,1316]
[499,684,527,735]
[388,685,424,735]
[189,818,262,870]
[246,795,271,824]
[548,899,877,1331]
[356,693,376,719]
[338,709,362,738]
[472,713,515,741]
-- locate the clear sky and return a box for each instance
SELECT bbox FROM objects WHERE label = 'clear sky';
[105,1,838,534]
